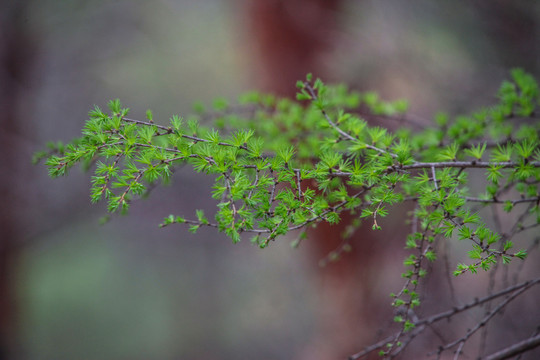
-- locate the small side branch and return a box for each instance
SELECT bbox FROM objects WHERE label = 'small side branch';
[431,166,439,191]
[483,333,540,360]
[349,278,540,359]
[302,81,398,158]
[434,280,536,356]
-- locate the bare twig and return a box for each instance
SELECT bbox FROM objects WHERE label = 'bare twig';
[483,333,540,360]
[434,279,537,355]
[349,278,540,359]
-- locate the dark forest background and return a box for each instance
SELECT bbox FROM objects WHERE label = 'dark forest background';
[1,1,539,359]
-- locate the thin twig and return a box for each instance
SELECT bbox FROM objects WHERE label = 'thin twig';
[303,82,398,158]
[432,166,439,191]
[434,279,537,354]
[122,116,250,151]
[349,278,540,359]
[483,333,540,360]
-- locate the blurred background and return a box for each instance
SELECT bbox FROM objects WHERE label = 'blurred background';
[1,1,539,359]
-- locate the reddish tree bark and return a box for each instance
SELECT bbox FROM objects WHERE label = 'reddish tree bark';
[245,1,394,358]
[246,0,341,96]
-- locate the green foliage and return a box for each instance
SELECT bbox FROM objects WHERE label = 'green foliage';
[40,69,540,357]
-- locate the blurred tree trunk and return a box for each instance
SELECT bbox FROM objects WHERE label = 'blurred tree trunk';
[245,2,540,359]
[0,1,35,358]
[245,1,392,359]
[246,0,341,96]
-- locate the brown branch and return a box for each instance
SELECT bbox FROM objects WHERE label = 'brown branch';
[463,196,540,205]
[418,277,540,327]
[434,279,537,355]
[483,333,540,360]
[121,116,250,151]
[302,82,398,158]
[349,278,540,360]
[402,160,540,170]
